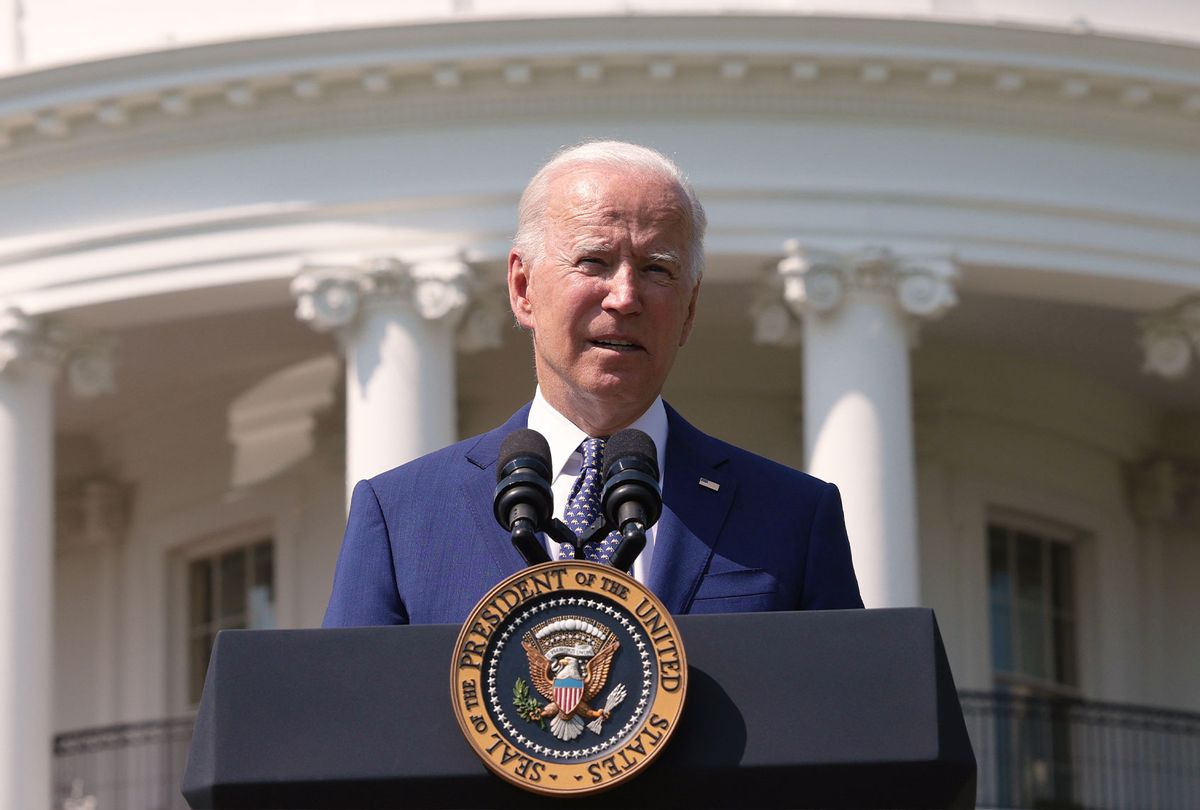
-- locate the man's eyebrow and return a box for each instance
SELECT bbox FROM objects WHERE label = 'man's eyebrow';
[573,242,613,255]
[646,251,682,267]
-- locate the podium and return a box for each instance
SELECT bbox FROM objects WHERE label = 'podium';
[183,608,975,808]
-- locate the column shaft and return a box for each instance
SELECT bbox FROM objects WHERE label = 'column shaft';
[804,288,920,608]
[344,301,458,500]
[0,370,54,810]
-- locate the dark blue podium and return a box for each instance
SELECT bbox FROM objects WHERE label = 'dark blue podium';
[183,608,975,808]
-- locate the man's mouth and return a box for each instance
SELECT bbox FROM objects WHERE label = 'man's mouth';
[590,338,642,351]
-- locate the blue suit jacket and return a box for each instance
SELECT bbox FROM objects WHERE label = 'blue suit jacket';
[323,403,862,626]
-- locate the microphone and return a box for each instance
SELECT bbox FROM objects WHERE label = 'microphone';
[494,429,553,566]
[601,429,662,572]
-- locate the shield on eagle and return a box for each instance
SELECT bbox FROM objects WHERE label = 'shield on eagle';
[553,674,584,716]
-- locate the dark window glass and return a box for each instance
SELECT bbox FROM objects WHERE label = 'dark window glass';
[187,539,274,704]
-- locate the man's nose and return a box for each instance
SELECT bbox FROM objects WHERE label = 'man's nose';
[603,264,642,314]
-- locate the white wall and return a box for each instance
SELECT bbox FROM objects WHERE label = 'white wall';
[912,345,1200,710]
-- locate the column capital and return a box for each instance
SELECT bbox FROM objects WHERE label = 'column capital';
[55,476,130,553]
[1139,295,1200,379]
[0,307,65,380]
[64,339,117,398]
[755,241,957,345]
[292,254,489,336]
[1126,457,1200,526]
[290,264,363,333]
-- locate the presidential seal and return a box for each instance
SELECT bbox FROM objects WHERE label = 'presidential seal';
[451,561,686,796]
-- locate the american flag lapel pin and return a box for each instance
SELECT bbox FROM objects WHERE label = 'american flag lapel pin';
[698,478,720,492]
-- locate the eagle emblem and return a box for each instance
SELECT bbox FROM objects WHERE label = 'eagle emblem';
[517,615,627,741]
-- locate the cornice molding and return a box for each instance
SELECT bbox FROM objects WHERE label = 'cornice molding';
[0,16,1198,159]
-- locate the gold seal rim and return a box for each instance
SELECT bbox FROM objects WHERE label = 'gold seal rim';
[450,560,687,797]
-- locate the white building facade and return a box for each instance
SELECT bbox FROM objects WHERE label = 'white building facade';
[1,3,1198,808]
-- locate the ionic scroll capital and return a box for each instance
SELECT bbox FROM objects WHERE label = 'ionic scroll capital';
[1140,295,1200,380]
[753,241,958,346]
[0,307,65,380]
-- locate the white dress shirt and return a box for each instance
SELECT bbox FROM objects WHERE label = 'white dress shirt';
[526,388,669,584]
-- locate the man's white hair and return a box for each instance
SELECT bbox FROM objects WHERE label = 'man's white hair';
[512,140,707,283]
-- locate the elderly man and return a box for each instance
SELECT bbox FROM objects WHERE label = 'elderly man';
[323,141,862,627]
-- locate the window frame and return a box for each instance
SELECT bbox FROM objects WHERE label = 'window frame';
[169,521,279,712]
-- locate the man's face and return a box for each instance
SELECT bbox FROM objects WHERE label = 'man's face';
[508,165,700,432]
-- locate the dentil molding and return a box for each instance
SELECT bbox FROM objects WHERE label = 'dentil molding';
[1,17,1199,159]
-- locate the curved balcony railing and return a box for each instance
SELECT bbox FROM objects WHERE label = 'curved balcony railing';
[51,692,1200,809]
[960,690,1200,810]
[54,717,194,810]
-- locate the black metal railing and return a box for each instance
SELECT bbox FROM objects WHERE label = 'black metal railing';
[960,691,1200,810]
[51,694,1200,809]
[53,717,193,810]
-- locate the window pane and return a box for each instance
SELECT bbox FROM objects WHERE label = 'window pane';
[187,539,276,705]
[189,560,212,627]
[988,529,1013,672]
[219,549,247,620]
[1018,604,1048,680]
[991,601,1014,672]
[989,528,1010,600]
[1055,617,1077,687]
[189,632,214,705]
[1015,533,1043,605]
[1050,544,1074,615]
[253,542,273,593]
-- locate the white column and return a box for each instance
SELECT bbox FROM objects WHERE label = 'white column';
[0,308,62,810]
[293,256,480,504]
[759,243,956,608]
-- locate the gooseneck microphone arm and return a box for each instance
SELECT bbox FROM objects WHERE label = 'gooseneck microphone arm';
[493,429,555,566]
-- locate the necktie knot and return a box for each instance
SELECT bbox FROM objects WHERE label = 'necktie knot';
[580,437,606,472]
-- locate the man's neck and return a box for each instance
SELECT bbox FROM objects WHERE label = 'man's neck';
[538,387,656,437]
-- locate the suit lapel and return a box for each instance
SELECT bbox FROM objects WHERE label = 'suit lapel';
[648,405,736,613]
[464,404,534,579]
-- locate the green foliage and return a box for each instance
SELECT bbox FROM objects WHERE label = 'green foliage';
[513,678,545,728]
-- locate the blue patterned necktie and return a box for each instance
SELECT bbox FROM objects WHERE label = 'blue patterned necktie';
[559,438,620,563]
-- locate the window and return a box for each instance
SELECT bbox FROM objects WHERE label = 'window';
[187,539,275,704]
[988,522,1077,690]
[987,518,1080,809]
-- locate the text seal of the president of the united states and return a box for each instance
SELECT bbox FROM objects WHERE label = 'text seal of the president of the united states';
[451,560,687,796]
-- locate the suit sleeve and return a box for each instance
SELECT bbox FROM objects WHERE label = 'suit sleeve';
[801,482,864,610]
[322,479,410,627]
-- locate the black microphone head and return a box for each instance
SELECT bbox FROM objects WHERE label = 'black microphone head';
[498,428,552,483]
[602,429,659,482]
[601,429,662,534]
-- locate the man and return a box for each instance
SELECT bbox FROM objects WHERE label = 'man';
[324,141,861,627]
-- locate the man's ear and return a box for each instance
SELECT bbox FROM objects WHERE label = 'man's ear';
[508,249,536,331]
[678,278,701,347]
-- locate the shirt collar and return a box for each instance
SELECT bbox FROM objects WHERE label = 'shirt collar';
[528,387,669,480]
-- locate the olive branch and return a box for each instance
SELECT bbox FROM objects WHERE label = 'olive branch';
[512,678,545,728]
